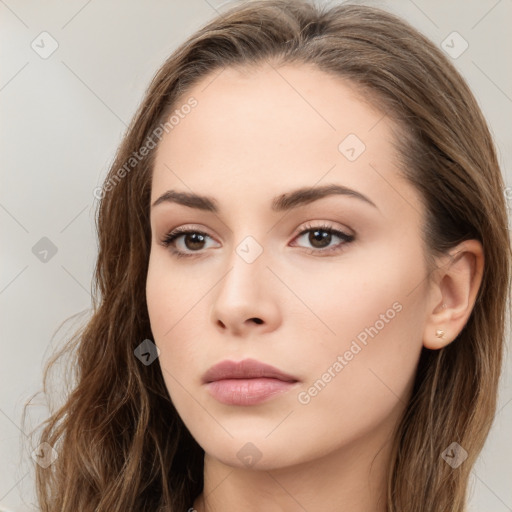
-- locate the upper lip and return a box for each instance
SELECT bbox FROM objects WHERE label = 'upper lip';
[202,358,299,383]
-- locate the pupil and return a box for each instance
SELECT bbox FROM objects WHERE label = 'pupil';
[309,229,331,248]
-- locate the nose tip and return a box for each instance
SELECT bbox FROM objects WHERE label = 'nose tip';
[209,244,282,336]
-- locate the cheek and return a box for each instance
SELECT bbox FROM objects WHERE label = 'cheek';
[300,241,420,349]
[146,256,188,359]
[292,294,424,453]
[146,256,173,339]
[146,251,199,335]
[296,246,426,426]
[146,253,211,382]
[296,245,424,351]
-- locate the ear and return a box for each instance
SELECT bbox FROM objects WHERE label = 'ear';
[423,239,484,350]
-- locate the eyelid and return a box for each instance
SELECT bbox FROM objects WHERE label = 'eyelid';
[160,224,220,247]
[292,220,353,239]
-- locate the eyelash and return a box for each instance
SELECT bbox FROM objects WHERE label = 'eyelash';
[160,223,355,259]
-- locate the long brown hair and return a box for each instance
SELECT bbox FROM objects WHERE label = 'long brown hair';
[27,1,511,510]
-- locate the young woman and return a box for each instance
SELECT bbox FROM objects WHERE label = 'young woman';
[31,1,511,511]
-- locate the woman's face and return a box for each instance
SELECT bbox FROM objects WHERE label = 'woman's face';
[146,63,431,470]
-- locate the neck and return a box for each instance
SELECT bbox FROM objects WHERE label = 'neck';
[192,427,395,512]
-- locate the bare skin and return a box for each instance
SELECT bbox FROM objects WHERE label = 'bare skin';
[146,62,484,512]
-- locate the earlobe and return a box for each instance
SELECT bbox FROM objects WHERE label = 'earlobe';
[422,239,484,350]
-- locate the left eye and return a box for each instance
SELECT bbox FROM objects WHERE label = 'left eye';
[292,224,355,254]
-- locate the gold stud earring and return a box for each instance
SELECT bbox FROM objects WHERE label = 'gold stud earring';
[435,329,446,339]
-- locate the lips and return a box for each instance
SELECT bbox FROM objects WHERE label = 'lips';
[202,358,298,383]
[202,358,299,406]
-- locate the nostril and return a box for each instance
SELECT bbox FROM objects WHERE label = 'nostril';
[250,318,263,324]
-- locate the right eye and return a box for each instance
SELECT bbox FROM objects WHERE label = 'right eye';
[161,228,220,258]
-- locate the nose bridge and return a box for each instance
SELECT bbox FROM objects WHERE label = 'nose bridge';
[210,231,281,334]
[218,235,268,305]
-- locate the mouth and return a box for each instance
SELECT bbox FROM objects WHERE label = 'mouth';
[202,358,300,406]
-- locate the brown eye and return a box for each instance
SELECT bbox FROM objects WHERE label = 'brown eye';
[293,223,355,255]
[161,229,219,258]
[182,232,207,251]
[308,228,332,248]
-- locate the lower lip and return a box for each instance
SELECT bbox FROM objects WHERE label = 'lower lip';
[205,378,298,406]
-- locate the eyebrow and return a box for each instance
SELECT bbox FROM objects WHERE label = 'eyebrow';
[151,184,378,212]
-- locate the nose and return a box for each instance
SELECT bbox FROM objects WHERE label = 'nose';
[210,245,282,337]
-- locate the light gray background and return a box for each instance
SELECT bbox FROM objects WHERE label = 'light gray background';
[1,0,511,510]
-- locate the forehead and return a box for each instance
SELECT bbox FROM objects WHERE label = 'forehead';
[151,63,422,221]
[156,62,388,163]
